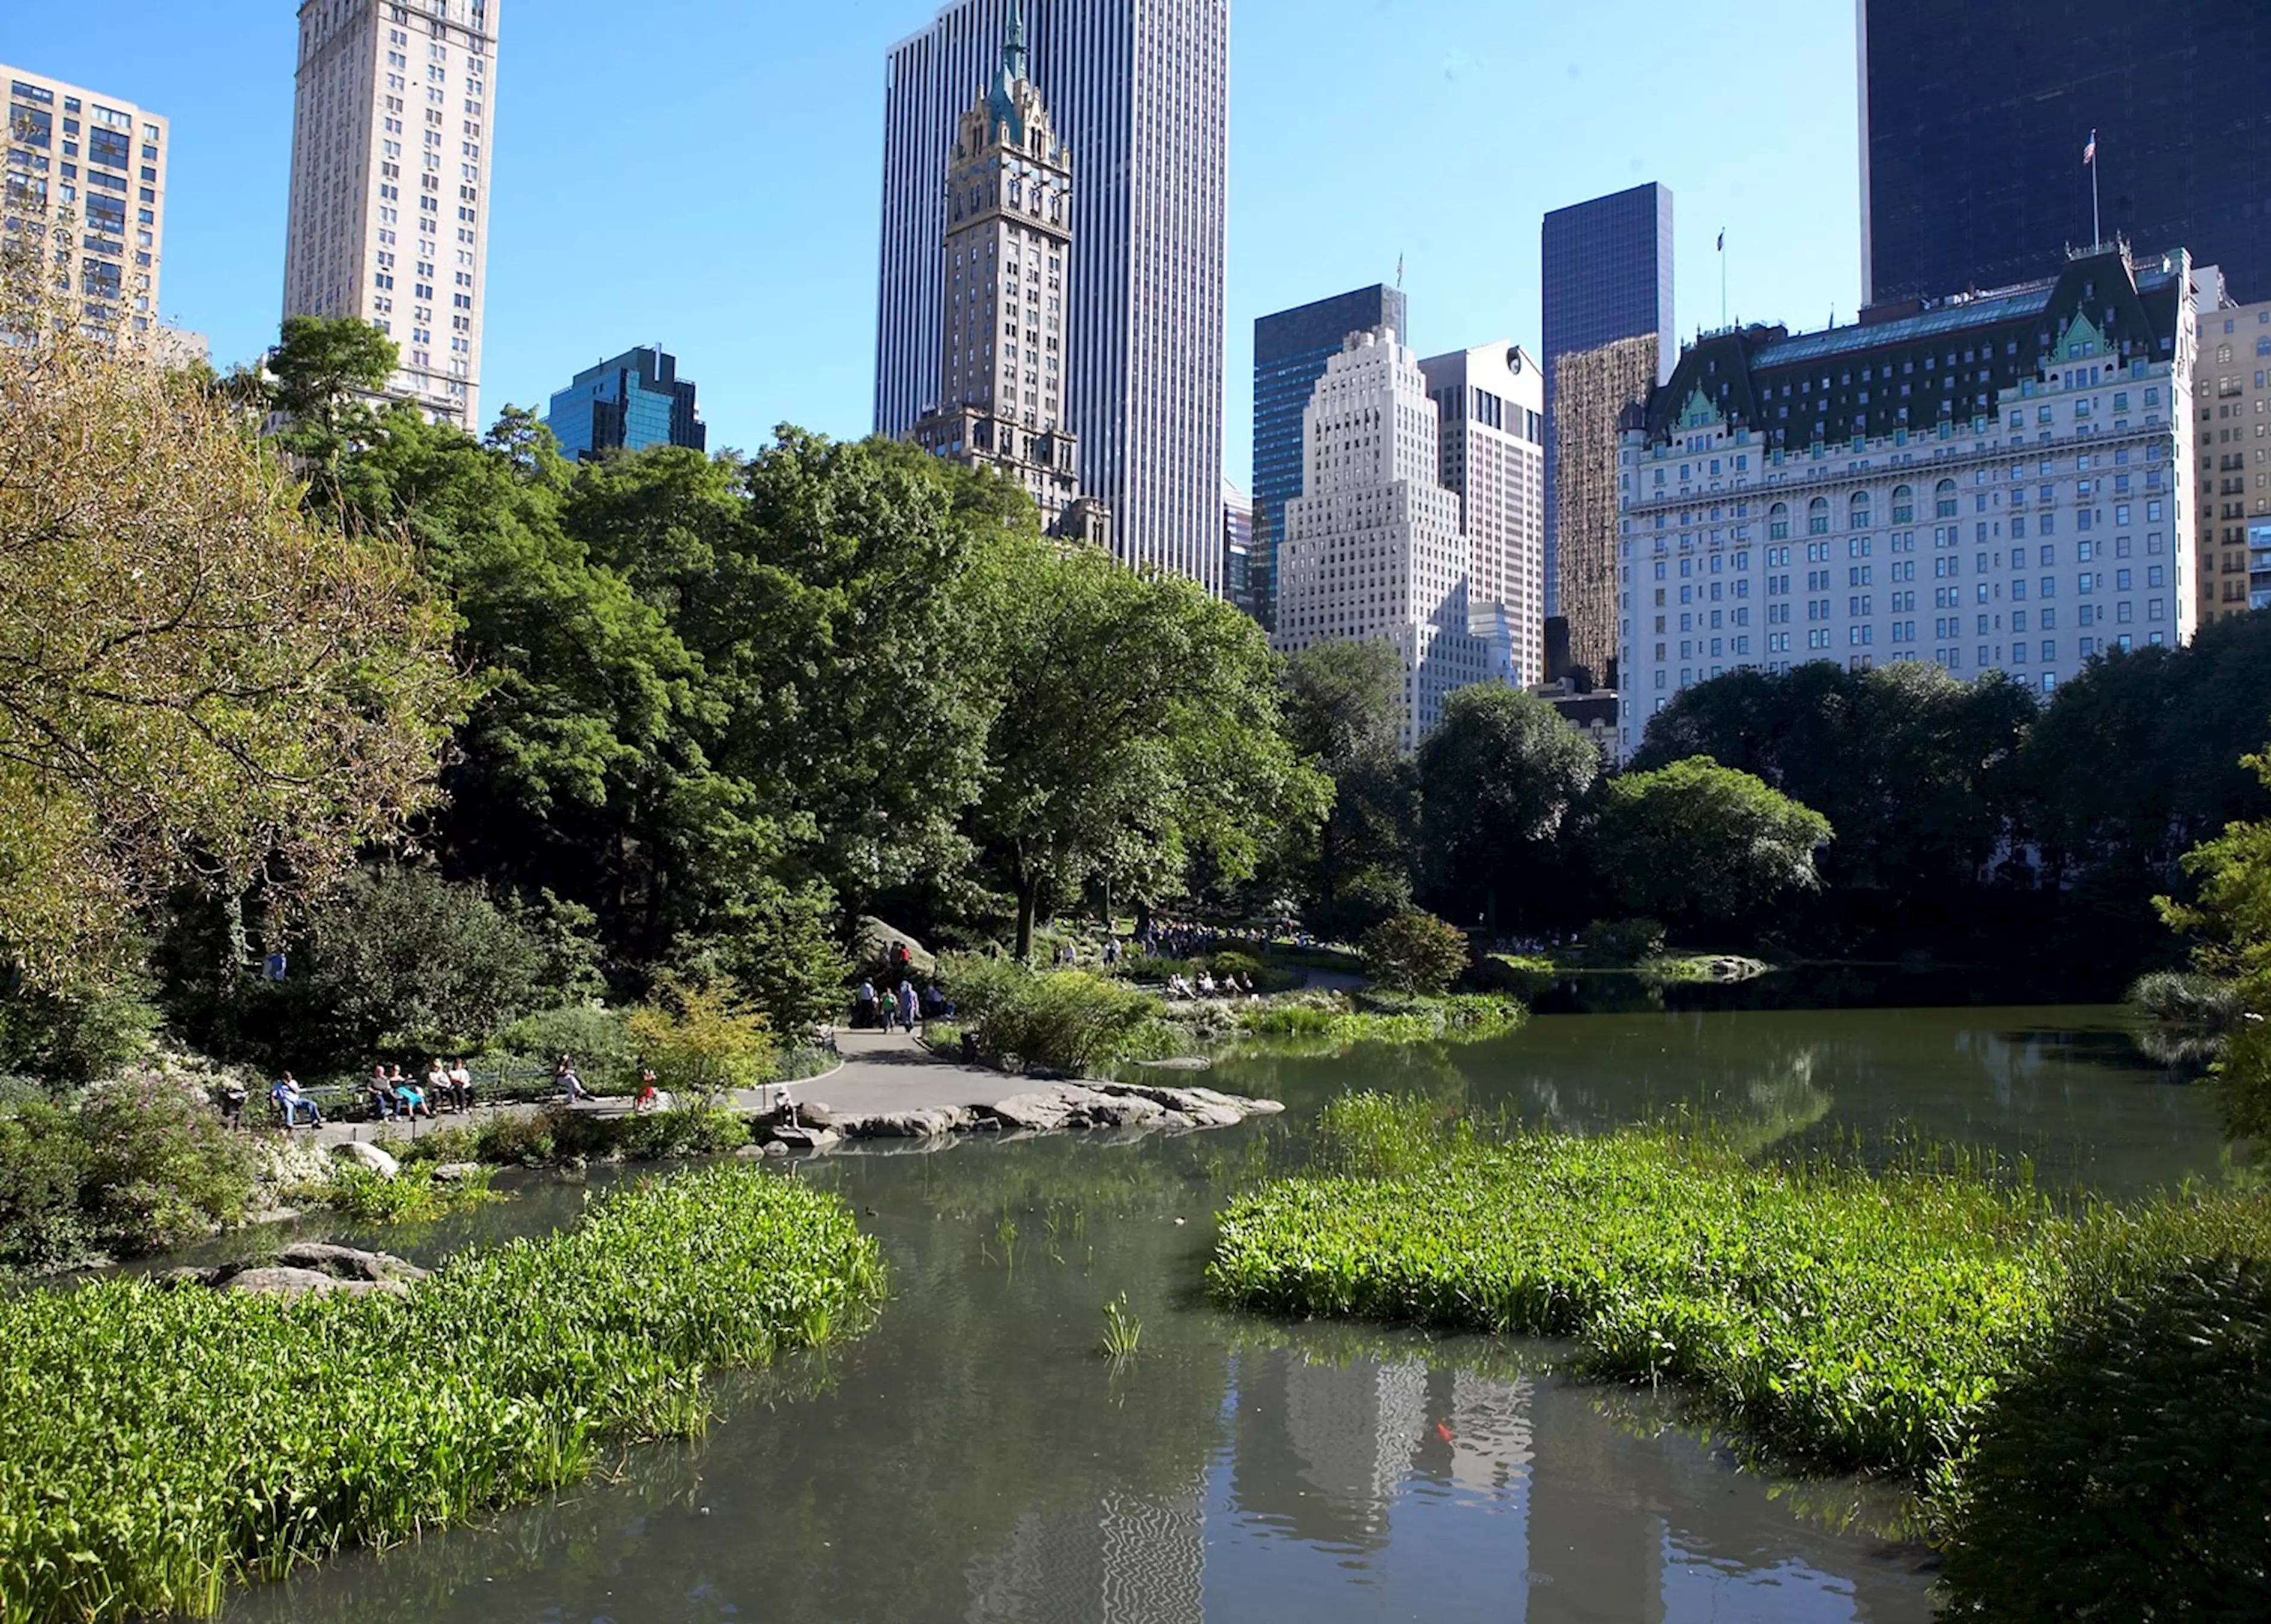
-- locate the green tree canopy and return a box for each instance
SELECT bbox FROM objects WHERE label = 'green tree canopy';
[2159,748,2271,1141]
[1416,686,1599,932]
[1279,641,1416,937]
[1591,757,1834,933]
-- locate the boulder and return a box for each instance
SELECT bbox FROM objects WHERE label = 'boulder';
[771,1124,844,1153]
[222,1267,407,1300]
[330,1140,401,1180]
[985,1090,1079,1133]
[798,1101,837,1128]
[426,1162,485,1184]
[276,1242,428,1285]
[853,917,937,975]
[849,1108,969,1139]
[1096,1083,1245,1127]
[1133,1056,1213,1072]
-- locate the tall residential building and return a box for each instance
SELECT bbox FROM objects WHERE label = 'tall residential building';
[1252,285,1408,628]
[1223,481,1257,620]
[909,7,1107,545]
[1555,335,1661,682]
[1860,0,2271,306]
[1272,327,1496,752]
[283,0,499,430]
[2191,292,2271,626]
[1419,343,1548,687]
[544,346,706,462]
[877,0,1228,592]
[1541,184,1675,617]
[2,67,169,340]
[1617,246,2198,759]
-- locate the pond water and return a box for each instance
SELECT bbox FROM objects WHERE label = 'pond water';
[216,1002,2227,1624]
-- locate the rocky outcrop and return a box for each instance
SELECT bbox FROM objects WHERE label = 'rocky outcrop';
[330,1141,401,1180]
[759,1081,1280,1153]
[163,1243,430,1299]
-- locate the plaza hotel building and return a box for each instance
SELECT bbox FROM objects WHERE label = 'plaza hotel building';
[1616,244,2197,759]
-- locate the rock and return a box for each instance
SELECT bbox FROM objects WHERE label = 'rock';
[1096,1083,1245,1127]
[1078,1091,1165,1129]
[733,1143,767,1160]
[853,917,937,975]
[276,1243,429,1285]
[798,1101,837,1128]
[1240,1098,1287,1117]
[771,1124,844,1153]
[1133,1056,1213,1071]
[222,1267,407,1300]
[330,1140,401,1180]
[985,1090,1079,1133]
[159,1267,226,1289]
[426,1162,484,1184]
[763,1140,791,1157]
[850,1107,969,1139]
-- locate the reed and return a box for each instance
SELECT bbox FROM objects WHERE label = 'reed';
[1100,1292,1144,1360]
[0,1164,885,1622]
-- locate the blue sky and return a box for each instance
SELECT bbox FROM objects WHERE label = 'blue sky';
[7,1,1862,483]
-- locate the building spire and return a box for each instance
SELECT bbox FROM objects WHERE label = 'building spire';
[1005,0,1028,84]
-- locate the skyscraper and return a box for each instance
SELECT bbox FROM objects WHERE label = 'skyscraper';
[1541,183,1675,614]
[1252,285,1407,629]
[2,67,169,341]
[1223,481,1257,620]
[877,0,1227,592]
[544,346,706,462]
[1419,343,1548,687]
[1861,0,2271,305]
[1554,333,1660,682]
[283,0,499,430]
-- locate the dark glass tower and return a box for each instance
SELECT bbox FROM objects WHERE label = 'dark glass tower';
[543,347,707,462]
[1541,183,1675,616]
[1251,284,1406,629]
[1862,0,2271,304]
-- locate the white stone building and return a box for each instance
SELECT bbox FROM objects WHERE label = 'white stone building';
[283,0,498,429]
[1617,246,2198,759]
[1420,343,1548,687]
[1272,327,1496,751]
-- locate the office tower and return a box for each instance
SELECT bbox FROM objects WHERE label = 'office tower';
[544,346,706,462]
[1860,0,2271,305]
[1555,335,1661,682]
[2,68,169,341]
[1617,246,2197,759]
[2191,291,2271,626]
[878,0,1227,592]
[1419,343,1548,687]
[909,8,1108,546]
[1252,285,1407,628]
[1541,183,1675,617]
[1223,481,1257,621]
[1272,327,1495,752]
[283,0,499,430]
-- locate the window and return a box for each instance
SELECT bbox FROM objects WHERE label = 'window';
[1935,479,1957,519]
[1809,497,1830,536]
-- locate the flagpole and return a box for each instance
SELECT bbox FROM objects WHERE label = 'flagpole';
[2088,129,2101,247]
[1720,228,1727,329]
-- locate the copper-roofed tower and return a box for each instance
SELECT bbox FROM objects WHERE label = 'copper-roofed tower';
[909,3,1109,548]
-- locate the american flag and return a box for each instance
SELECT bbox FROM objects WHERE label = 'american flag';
[2084,130,2097,166]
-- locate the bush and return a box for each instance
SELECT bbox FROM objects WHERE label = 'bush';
[1580,918,1667,968]
[0,978,159,1092]
[1935,1258,2271,1619]
[935,953,1162,1073]
[0,1104,94,1273]
[623,975,777,1103]
[493,1005,637,1092]
[2126,970,2245,1032]
[1359,910,1470,995]
[321,1164,497,1223]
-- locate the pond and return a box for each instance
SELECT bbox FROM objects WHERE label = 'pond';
[215,1003,2225,1624]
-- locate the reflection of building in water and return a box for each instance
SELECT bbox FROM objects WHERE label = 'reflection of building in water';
[1526,1386,1666,1624]
[1445,1371,1535,1497]
[964,1474,1205,1624]
[1281,1355,1430,1520]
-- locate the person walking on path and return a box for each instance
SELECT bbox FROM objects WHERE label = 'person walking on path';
[897,981,921,1036]
[856,980,879,1030]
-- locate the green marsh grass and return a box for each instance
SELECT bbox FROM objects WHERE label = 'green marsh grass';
[0,1163,885,1622]
[1100,1292,1144,1359]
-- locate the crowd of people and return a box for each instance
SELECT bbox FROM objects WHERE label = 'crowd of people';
[1162,969,1258,1002]
[851,978,954,1032]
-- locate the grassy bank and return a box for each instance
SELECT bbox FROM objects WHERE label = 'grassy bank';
[1227,992,1524,1055]
[0,1164,884,1622]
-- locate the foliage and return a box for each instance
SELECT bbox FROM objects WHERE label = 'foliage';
[319,1163,498,1223]
[935,952,1164,1073]
[263,314,398,462]
[1416,686,1599,931]
[1359,909,1471,995]
[1934,1258,2271,1620]
[623,975,777,1102]
[2159,750,2271,1139]
[1278,641,1417,936]
[493,1004,637,1091]
[1314,1091,1443,1180]
[1099,1292,1144,1360]
[0,975,160,1092]
[0,281,462,988]
[1210,1118,2271,1479]
[2126,971,2245,1035]
[0,1165,885,1621]
[1230,992,1523,1054]
[1580,918,1669,968]
[1591,758,1833,932]
[700,879,855,1035]
[0,1104,94,1273]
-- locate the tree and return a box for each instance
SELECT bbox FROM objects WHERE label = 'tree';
[1590,757,1834,934]
[264,315,399,477]
[2158,749,2271,1141]
[968,545,1328,959]
[0,286,462,989]
[1280,642,1418,937]
[1416,686,1599,932]
[1359,910,1470,995]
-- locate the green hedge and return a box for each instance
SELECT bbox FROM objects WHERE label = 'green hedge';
[0,1164,884,1622]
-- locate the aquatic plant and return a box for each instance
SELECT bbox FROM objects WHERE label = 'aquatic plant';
[1100,1291,1144,1359]
[317,1163,499,1223]
[0,1163,885,1622]
[1230,992,1523,1056]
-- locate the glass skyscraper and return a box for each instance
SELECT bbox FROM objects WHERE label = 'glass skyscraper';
[1861,0,2271,304]
[1540,183,1675,616]
[544,347,706,462]
[1251,285,1405,629]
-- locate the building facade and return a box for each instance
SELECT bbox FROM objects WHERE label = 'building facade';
[1272,327,1496,752]
[1419,343,1547,688]
[2191,294,2271,625]
[1860,0,2271,306]
[1555,335,1660,683]
[1618,247,2198,759]
[1541,183,1675,616]
[1252,285,1407,628]
[1223,481,1257,620]
[877,0,1226,591]
[544,346,705,461]
[283,0,498,429]
[3,67,169,341]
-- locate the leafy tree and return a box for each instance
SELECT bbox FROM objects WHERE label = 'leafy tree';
[1359,910,1470,996]
[624,974,777,1103]
[2158,749,2271,1140]
[1281,642,1417,936]
[1590,757,1833,933]
[697,880,854,1037]
[264,315,400,480]
[1416,686,1599,932]
[968,545,1327,959]
[0,977,159,1093]
[0,282,462,989]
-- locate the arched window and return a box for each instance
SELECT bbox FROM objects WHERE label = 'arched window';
[1809,497,1831,536]
[1891,484,1915,524]
[1935,479,1958,519]
[1849,491,1872,531]
[1768,501,1790,541]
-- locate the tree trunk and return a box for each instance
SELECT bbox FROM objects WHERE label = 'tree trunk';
[1016,876,1039,964]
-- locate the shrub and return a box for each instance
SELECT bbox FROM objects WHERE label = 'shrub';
[2126,970,2245,1032]
[1580,918,1667,968]
[0,1165,885,1622]
[935,953,1162,1073]
[73,1075,259,1253]
[623,975,777,1103]
[321,1164,497,1223]
[1359,910,1470,995]
[494,1005,638,1092]
[0,978,159,1092]
[0,1104,95,1273]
